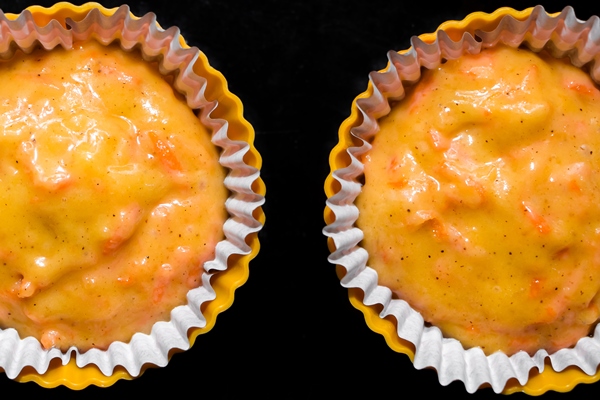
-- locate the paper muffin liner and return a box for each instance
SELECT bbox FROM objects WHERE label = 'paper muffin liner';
[324,5,600,394]
[0,4,264,383]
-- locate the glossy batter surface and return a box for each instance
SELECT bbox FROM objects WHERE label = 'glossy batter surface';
[0,42,227,350]
[357,46,600,355]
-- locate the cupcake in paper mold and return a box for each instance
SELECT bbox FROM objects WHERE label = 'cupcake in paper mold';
[0,2,264,388]
[324,5,600,395]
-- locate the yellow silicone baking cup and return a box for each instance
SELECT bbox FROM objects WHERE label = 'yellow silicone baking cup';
[324,6,600,395]
[0,2,265,389]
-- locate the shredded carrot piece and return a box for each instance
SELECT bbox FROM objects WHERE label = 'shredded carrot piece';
[148,131,182,171]
[566,81,595,95]
[40,330,61,350]
[568,179,581,192]
[429,219,446,240]
[529,278,542,298]
[387,156,408,188]
[388,179,407,189]
[545,306,557,319]
[388,156,400,171]
[522,201,551,234]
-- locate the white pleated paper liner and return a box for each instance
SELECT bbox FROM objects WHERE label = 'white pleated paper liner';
[324,5,600,394]
[0,4,264,380]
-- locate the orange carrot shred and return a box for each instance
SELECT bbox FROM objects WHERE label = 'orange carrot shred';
[148,131,182,171]
[522,201,551,234]
[545,306,557,320]
[529,278,542,298]
[568,179,581,192]
[566,81,596,96]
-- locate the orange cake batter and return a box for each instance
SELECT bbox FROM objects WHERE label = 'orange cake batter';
[0,41,227,351]
[357,45,600,355]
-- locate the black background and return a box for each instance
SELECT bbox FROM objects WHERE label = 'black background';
[0,0,599,398]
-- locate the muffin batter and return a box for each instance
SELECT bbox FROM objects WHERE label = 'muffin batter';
[357,45,600,355]
[0,41,227,350]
